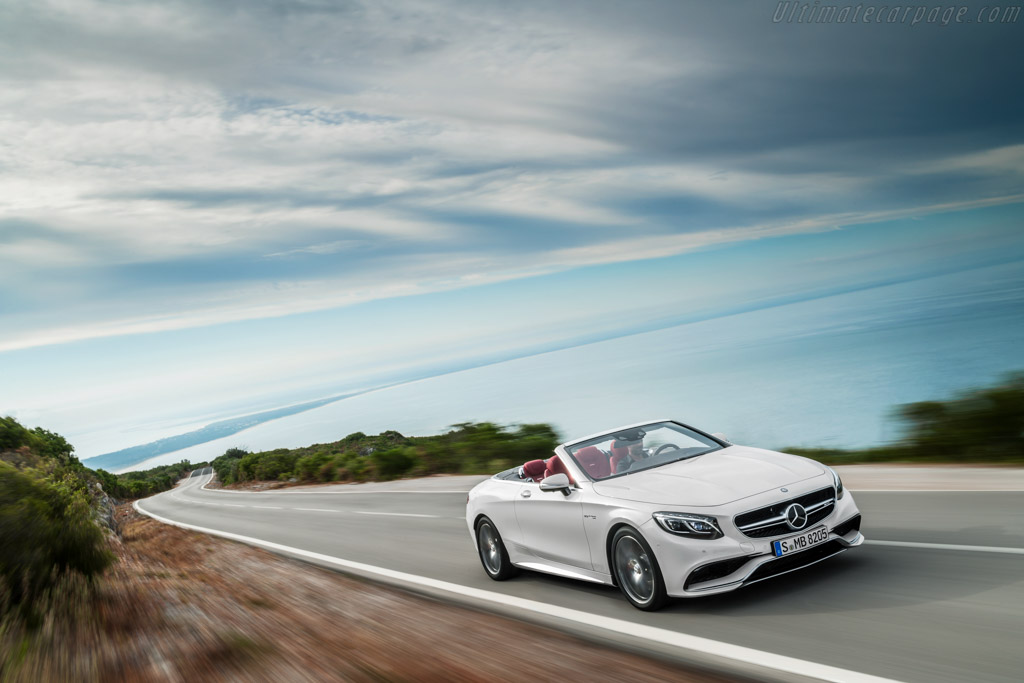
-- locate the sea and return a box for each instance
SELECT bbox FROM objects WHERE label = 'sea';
[121,260,1024,471]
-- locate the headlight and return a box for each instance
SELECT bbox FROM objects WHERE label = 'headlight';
[653,512,723,539]
[827,466,845,499]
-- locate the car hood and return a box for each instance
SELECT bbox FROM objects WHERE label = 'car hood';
[591,446,827,507]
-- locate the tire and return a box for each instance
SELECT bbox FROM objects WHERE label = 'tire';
[611,527,668,611]
[476,517,520,581]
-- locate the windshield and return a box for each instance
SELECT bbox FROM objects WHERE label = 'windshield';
[565,422,722,481]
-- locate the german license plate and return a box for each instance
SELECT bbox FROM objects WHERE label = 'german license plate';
[772,525,828,557]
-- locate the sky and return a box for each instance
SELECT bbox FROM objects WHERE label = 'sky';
[1,1,1022,457]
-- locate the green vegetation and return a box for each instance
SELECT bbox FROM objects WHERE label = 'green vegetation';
[0,465,112,622]
[92,460,206,499]
[0,417,113,623]
[787,372,1024,465]
[212,422,560,485]
[0,417,208,624]
[214,373,1024,487]
[0,418,78,469]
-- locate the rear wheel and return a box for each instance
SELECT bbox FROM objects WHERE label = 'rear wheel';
[611,527,668,611]
[476,517,519,580]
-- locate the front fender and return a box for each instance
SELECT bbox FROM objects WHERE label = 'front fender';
[587,504,653,575]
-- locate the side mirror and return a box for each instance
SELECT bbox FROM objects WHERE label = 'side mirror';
[539,473,572,495]
[712,432,730,444]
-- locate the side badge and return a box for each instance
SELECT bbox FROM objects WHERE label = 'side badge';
[780,488,788,493]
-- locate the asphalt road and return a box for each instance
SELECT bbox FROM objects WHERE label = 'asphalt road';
[139,471,1024,683]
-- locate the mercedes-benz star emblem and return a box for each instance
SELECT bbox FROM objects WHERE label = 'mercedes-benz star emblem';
[784,503,808,530]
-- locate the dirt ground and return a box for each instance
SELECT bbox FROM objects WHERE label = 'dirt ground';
[2,504,731,683]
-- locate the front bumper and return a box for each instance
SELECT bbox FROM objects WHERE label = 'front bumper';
[649,492,863,598]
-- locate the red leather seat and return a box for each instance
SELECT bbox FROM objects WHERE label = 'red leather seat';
[543,455,575,484]
[574,446,610,479]
[522,459,547,481]
[609,440,630,473]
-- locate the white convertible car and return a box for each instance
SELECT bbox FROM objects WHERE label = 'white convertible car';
[466,420,863,610]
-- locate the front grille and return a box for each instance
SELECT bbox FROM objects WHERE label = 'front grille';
[832,513,861,537]
[684,556,751,590]
[743,540,846,585]
[734,487,836,538]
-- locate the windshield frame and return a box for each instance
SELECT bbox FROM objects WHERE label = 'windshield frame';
[563,420,726,482]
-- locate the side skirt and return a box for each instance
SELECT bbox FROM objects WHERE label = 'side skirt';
[512,559,615,586]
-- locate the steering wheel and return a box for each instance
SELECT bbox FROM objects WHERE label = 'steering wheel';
[653,443,681,456]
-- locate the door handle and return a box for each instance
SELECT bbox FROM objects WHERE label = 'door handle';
[520,489,532,498]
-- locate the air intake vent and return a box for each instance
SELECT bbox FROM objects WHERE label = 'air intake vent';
[684,556,750,590]
[832,514,862,537]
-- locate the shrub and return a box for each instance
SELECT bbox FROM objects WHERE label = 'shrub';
[296,452,332,481]
[0,416,32,451]
[212,448,249,485]
[29,428,76,466]
[367,447,418,480]
[341,456,368,482]
[253,450,298,481]
[317,460,337,482]
[894,372,1024,462]
[196,422,562,484]
[0,464,113,619]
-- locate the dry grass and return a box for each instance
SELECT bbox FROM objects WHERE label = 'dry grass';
[1,505,730,682]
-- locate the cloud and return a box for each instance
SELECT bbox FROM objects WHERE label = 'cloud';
[1,0,1022,352]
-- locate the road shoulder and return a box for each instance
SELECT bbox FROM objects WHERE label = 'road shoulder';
[0,503,723,683]
[834,464,1024,490]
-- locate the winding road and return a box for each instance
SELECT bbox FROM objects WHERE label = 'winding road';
[137,469,1024,682]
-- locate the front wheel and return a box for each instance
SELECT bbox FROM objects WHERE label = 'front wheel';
[476,517,519,580]
[611,527,668,611]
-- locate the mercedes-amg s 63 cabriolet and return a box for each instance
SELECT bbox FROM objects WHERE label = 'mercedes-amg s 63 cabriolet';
[466,420,863,610]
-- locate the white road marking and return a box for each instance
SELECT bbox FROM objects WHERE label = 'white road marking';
[866,540,1024,555]
[134,500,898,683]
[202,484,469,495]
[185,473,1024,552]
[194,471,1024,494]
[174,478,448,518]
[354,511,440,518]
[199,475,470,495]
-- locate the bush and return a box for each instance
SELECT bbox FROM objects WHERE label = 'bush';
[0,463,113,619]
[368,447,419,480]
[339,455,369,482]
[296,452,332,481]
[254,450,298,481]
[207,421,562,484]
[95,460,203,499]
[785,372,1024,464]
[0,416,32,451]
[211,448,248,485]
[894,372,1024,462]
[317,460,337,482]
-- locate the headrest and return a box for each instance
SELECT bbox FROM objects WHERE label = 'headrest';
[612,429,645,448]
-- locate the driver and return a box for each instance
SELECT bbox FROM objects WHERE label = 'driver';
[612,434,648,474]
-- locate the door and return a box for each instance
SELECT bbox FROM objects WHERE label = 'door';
[514,474,592,569]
